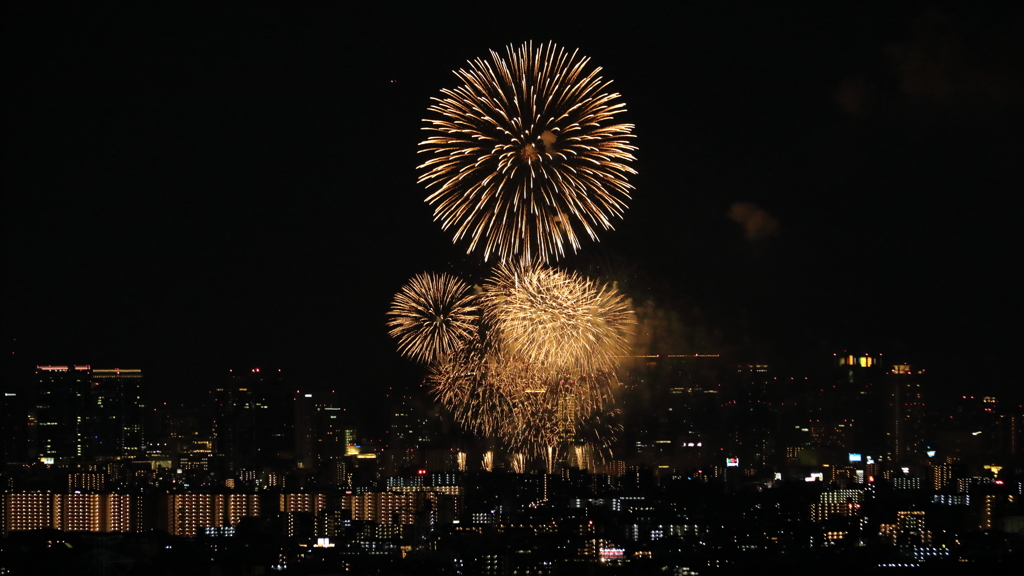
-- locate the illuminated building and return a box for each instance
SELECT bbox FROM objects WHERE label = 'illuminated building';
[295,392,322,471]
[604,460,626,477]
[384,385,445,476]
[167,494,217,537]
[811,489,864,523]
[388,389,417,449]
[68,472,105,492]
[105,493,140,532]
[211,385,256,473]
[830,353,885,456]
[346,492,418,525]
[972,494,1015,531]
[34,365,92,462]
[62,493,102,532]
[887,363,925,463]
[892,477,921,490]
[29,366,146,463]
[312,400,349,470]
[2,493,142,535]
[315,509,351,537]
[166,493,261,537]
[226,494,260,527]
[280,493,327,515]
[212,368,291,474]
[929,461,954,490]
[336,489,456,526]
[86,368,145,459]
[3,493,57,534]
[879,510,932,547]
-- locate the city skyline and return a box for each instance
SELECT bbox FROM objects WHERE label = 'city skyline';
[2,348,1021,572]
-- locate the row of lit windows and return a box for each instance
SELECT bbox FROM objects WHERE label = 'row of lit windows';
[3,494,137,534]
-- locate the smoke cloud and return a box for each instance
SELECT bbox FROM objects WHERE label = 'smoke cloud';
[727,202,779,242]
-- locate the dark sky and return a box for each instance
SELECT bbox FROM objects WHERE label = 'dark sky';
[4,5,1022,412]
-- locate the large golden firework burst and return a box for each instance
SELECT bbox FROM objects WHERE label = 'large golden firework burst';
[418,41,637,263]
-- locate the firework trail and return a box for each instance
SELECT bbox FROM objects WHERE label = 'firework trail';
[457,451,467,472]
[482,450,494,472]
[545,447,556,474]
[418,41,637,263]
[387,272,479,364]
[574,445,589,470]
[511,453,526,474]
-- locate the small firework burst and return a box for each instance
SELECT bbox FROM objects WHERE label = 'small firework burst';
[386,272,478,364]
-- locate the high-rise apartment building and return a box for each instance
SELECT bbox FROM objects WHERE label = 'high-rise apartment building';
[2,493,144,535]
[166,493,261,537]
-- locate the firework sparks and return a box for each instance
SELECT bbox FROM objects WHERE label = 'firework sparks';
[574,445,589,470]
[418,41,637,263]
[415,263,633,459]
[511,453,526,474]
[483,261,635,374]
[545,447,556,474]
[388,265,633,462]
[386,272,478,364]
[430,339,619,458]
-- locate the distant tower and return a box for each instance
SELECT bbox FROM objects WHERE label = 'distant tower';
[731,363,779,467]
[833,353,886,456]
[887,363,925,464]
[212,368,292,474]
[86,368,145,459]
[1,388,29,464]
[211,384,256,473]
[388,389,417,449]
[34,365,92,462]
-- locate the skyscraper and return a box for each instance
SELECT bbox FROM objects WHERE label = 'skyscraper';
[34,365,92,462]
[887,363,925,464]
[212,368,292,474]
[86,368,146,459]
[32,365,146,463]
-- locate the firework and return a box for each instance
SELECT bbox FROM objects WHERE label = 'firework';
[430,340,619,458]
[544,447,556,475]
[574,445,589,470]
[422,262,633,459]
[483,261,634,374]
[386,272,478,364]
[511,453,526,474]
[418,41,637,263]
[430,340,552,445]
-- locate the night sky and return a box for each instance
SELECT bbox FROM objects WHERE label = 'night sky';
[4,5,1022,418]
